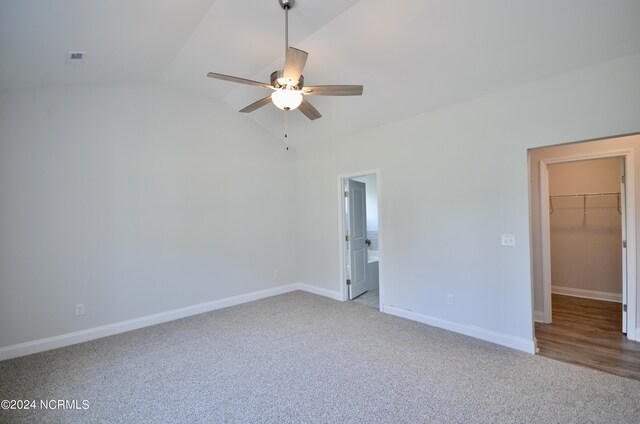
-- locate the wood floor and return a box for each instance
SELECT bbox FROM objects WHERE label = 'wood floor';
[535,294,640,381]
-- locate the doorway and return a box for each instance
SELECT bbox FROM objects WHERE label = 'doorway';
[532,142,640,379]
[537,151,636,338]
[339,171,381,310]
[546,157,626,324]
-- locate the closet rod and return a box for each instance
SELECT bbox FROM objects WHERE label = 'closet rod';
[549,192,621,215]
[549,191,620,198]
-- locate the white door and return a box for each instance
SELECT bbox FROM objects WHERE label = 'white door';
[620,158,628,333]
[348,179,368,299]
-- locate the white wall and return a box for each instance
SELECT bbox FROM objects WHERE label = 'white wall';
[295,53,640,351]
[0,82,297,349]
[548,158,622,298]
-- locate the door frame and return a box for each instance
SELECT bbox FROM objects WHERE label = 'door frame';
[539,149,636,341]
[338,169,382,310]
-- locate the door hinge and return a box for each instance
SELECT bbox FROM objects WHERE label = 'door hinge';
[344,190,349,197]
[623,240,627,248]
[623,304,627,312]
[622,175,626,184]
[345,235,350,242]
[346,279,352,286]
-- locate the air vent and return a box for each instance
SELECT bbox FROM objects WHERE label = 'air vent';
[66,51,86,65]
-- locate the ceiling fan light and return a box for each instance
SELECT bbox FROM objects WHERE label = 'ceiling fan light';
[271,89,303,111]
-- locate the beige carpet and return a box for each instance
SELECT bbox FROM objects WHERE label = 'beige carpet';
[1,291,639,423]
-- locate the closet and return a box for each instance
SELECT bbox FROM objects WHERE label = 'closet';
[548,158,622,303]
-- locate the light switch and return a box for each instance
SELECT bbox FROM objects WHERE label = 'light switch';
[501,234,516,246]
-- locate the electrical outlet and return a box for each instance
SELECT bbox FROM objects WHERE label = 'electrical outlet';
[272,270,279,279]
[75,304,85,316]
[447,294,454,305]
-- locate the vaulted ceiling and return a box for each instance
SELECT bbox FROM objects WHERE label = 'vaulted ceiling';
[2,0,640,148]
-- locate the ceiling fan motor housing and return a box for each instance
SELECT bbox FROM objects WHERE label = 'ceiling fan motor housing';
[270,70,304,89]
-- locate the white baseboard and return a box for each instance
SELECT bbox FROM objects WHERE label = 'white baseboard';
[296,283,343,301]
[534,310,545,323]
[552,286,622,303]
[0,284,305,361]
[382,305,536,354]
[0,283,343,361]
[0,282,540,360]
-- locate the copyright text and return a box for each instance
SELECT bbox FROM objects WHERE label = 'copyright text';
[1,399,90,410]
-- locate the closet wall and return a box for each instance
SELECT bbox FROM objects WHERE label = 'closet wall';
[548,158,622,299]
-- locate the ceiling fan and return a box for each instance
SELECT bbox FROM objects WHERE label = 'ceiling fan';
[206,0,363,121]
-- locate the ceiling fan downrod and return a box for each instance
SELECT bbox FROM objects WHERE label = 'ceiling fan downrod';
[279,0,293,55]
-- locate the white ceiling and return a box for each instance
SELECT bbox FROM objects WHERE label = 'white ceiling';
[0,0,216,89]
[2,0,640,148]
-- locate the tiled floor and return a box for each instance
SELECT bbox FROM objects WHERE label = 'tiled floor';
[352,288,379,309]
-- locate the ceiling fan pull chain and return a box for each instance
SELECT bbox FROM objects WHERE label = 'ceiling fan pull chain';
[283,110,290,150]
[284,109,288,138]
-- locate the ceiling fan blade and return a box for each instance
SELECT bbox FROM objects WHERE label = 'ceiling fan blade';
[298,98,322,120]
[302,85,363,96]
[207,72,273,90]
[283,47,308,84]
[239,96,273,113]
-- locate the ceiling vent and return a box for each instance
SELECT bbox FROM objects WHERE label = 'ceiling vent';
[66,51,86,65]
